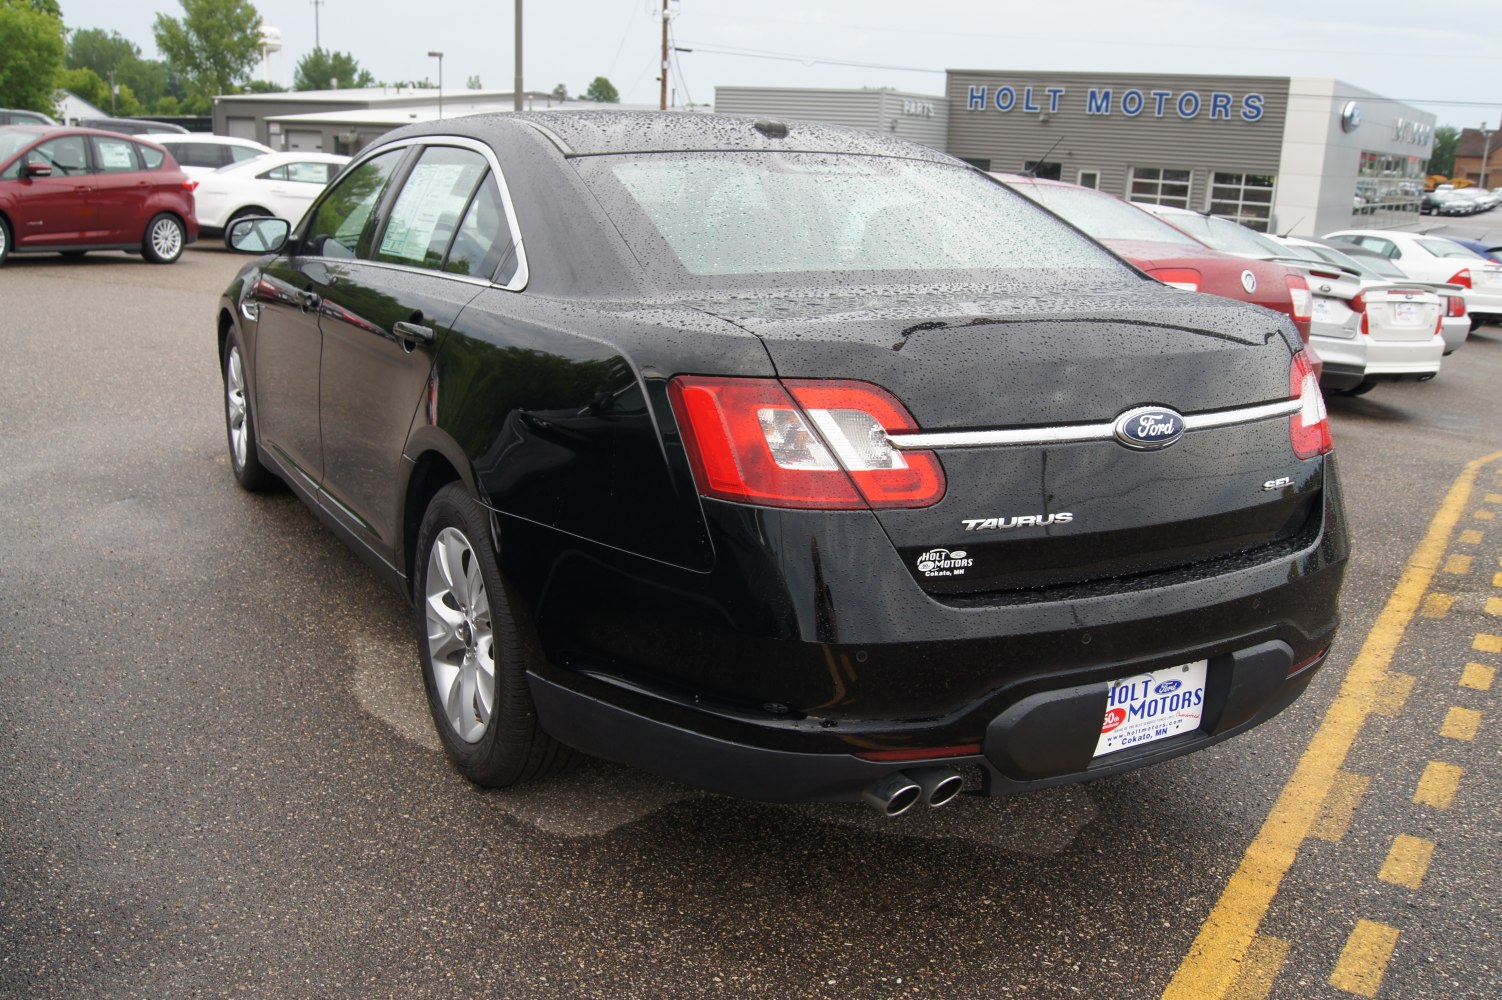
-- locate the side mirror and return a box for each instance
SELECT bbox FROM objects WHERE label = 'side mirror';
[228,216,291,255]
[24,161,52,178]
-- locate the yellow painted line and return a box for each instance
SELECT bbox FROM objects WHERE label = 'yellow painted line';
[1487,597,1502,616]
[1329,920,1401,997]
[1414,761,1463,809]
[1476,634,1502,654]
[1494,572,1502,588]
[1371,672,1416,717]
[1461,662,1496,691]
[1159,450,1502,1000]
[1487,492,1502,503]
[1378,835,1436,890]
[1444,554,1473,574]
[1310,771,1371,843]
[1477,510,1497,521]
[1458,529,1484,545]
[1440,706,1481,741]
[1420,593,1455,618]
[1226,935,1291,1000]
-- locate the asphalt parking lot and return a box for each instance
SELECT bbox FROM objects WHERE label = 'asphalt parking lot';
[2,231,1500,999]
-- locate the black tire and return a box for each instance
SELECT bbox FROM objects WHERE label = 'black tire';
[0,216,10,266]
[1333,381,1377,397]
[142,212,185,264]
[60,250,86,260]
[222,333,280,491]
[415,483,572,787]
[223,207,271,249]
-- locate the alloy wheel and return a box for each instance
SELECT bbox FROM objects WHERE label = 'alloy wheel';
[424,527,496,743]
[150,218,182,260]
[225,345,248,469]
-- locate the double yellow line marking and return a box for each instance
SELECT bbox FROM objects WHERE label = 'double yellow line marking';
[1161,450,1502,1000]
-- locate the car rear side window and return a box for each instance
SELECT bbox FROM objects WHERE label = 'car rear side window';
[305,150,404,259]
[137,144,165,169]
[262,161,334,183]
[443,173,516,282]
[375,146,488,271]
[93,136,141,173]
[229,145,263,163]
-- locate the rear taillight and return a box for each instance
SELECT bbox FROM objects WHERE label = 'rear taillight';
[1289,351,1331,460]
[1145,267,1202,292]
[668,377,946,509]
[182,178,198,191]
[1347,291,1370,335]
[1286,273,1312,321]
[1448,268,1472,288]
[1447,295,1467,318]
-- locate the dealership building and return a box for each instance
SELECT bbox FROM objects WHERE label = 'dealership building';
[717,71,1436,237]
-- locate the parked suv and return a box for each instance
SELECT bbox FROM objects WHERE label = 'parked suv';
[0,126,198,265]
[0,109,57,126]
[141,133,273,175]
[76,117,190,136]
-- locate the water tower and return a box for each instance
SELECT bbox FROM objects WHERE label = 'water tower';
[259,24,283,84]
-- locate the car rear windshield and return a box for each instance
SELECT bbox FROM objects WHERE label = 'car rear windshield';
[1157,213,1285,258]
[578,152,1134,287]
[1009,182,1199,247]
[1417,238,1484,260]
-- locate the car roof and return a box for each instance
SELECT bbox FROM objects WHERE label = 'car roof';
[408,110,959,164]
[0,124,170,146]
[142,132,267,145]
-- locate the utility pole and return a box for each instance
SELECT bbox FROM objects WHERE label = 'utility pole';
[659,0,669,110]
[513,0,523,112]
[429,52,444,118]
[1481,121,1495,190]
[310,0,324,50]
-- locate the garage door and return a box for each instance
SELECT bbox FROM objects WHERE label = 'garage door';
[224,117,258,140]
[284,130,325,152]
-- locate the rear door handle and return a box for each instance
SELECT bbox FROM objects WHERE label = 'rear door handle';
[393,320,435,346]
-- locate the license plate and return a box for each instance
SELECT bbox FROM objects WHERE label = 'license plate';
[1393,301,1418,323]
[1095,660,1208,758]
[1312,298,1333,319]
[1482,271,1502,288]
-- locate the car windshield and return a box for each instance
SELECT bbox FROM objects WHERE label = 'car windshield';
[1008,182,1200,246]
[0,131,34,162]
[580,152,1134,286]
[1160,213,1286,257]
[1417,238,1486,260]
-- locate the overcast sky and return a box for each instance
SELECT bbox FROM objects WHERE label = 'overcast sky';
[55,0,1502,127]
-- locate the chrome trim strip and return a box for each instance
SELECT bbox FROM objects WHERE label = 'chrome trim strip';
[886,398,1302,450]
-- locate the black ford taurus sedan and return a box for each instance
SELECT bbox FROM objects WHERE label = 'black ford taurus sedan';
[217,112,1347,817]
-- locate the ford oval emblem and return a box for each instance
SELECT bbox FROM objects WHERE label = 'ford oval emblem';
[1240,270,1258,294]
[1155,679,1183,695]
[1113,406,1186,451]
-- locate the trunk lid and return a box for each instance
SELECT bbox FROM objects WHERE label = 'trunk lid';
[688,286,1319,595]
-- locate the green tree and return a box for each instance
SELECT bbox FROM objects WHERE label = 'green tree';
[58,66,146,116]
[1431,126,1459,178]
[152,0,263,112]
[294,47,374,91]
[240,79,285,94]
[67,28,173,109]
[0,0,65,114]
[19,0,60,15]
[465,74,482,90]
[582,75,618,103]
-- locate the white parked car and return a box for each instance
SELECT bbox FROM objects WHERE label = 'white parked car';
[140,133,274,175]
[1324,229,1502,331]
[192,151,350,244]
[1273,236,1447,394]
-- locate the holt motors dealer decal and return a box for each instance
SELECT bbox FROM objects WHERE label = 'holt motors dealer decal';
[916,548,974,578]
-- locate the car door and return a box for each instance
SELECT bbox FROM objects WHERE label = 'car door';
[7,134,94,247]
[316,143,510,559]
[251,148,407,489]
[86,134,149,241]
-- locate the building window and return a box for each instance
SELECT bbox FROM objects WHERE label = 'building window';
[958,157,991,172]
[1129,167,1191,208]
[1353,152,1425,228]
[1208,172,1275,231]
[1023,161,1062,180]
[1077,170,1100,190]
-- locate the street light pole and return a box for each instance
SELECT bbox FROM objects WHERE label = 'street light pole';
[429,51,444,119]
[514,0,523,112]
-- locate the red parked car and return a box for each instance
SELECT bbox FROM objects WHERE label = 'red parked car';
[0,125,198,266]
[995,175,1318,371]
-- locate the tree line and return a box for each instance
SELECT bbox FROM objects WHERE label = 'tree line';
[2,0,622,120]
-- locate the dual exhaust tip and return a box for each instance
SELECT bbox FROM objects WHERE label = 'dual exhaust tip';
[861,766,965,817]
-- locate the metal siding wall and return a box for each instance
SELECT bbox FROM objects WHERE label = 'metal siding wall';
[944,71,1289,209]
[714,88,948,150]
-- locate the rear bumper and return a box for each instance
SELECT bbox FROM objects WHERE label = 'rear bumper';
[530,640,1327,802]
[1314,332,1443,387]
